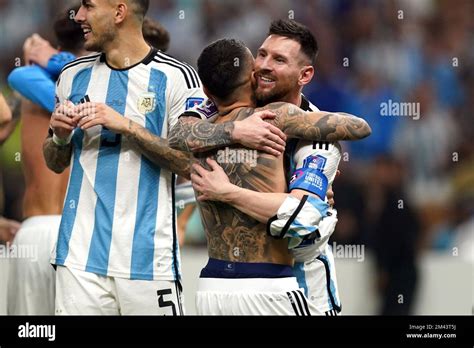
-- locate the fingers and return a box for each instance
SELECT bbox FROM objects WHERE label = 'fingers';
[264,132,286,150]
[79,117,103,130]
[255,110,276,120]
[259,145,282,157]
[206,158,222,171]
[52,114,76,128]
[267,123,287,142]
[191,162,210,177]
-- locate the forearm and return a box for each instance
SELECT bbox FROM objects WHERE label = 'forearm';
[285,111,371,141]
[125,120,192,179]
[168,117,235,153]
[43,136,72,173]
[220,186,289,223]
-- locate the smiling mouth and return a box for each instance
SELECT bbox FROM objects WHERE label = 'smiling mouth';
[257,75,276,87]
[82,27,92,39]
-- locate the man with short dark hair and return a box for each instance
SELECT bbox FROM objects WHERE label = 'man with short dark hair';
[44,0,204,315]
[170,37,370,315]
[173,20,349,315]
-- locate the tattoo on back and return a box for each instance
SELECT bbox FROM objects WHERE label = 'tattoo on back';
[195,108,288,263]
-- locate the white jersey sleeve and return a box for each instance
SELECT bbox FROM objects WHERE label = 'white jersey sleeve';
[289,141,342,200]
[166,70,206,131]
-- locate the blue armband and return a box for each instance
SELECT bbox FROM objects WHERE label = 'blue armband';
[289,167,329,200]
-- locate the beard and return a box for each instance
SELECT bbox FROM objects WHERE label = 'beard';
[254,77,300,107]
[84,26,116,52]
[255,87,288,107]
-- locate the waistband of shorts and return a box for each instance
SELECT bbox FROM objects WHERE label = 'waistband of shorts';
[197,276,300,293]
[200,258,294,279]
[21,215,62,229]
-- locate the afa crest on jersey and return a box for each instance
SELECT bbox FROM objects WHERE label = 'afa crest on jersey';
[138,92,157,114]
[303,155,327,172]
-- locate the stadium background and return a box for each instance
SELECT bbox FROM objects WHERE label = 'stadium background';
[0,0,472,314]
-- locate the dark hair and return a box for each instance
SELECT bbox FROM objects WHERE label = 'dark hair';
[197,38,251,100]
[53,6,85,53]
[130,0,149,19]
[142,17,170,52]
[268,19,318,65]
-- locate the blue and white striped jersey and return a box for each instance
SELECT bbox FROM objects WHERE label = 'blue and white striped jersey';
[52,48,205,281]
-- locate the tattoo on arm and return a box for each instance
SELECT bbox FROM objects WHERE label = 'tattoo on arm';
[262,102,372,141]
[168,117,235,153]
[43,136,72,174]
[125,120,192,179]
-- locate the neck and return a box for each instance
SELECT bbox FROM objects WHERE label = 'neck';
[282,89,303,107]
[217,85,255,116]
[103,26,150,69]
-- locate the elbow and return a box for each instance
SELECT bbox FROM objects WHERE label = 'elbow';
[7,68,26,93]
[360,119,372,139]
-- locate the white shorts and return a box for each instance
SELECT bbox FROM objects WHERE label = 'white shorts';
[7,215,60,315]
[55,265,184,315]
[293,243,341,315]
[196,258,322,315]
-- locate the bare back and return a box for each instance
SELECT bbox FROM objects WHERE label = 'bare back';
[195,107,292,265]
[21,101,69,218]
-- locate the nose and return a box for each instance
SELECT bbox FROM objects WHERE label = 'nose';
[74,6,86,23]
[256,55,272,74]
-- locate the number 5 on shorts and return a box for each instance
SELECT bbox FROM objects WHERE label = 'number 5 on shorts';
[157,288,177,315]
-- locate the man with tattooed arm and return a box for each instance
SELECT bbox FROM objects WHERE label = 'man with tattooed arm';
[169,37,370,315]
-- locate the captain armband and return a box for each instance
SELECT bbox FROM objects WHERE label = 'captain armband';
[267,195,329,249]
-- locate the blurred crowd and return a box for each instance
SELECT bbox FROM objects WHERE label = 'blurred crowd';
[0,0,473,313]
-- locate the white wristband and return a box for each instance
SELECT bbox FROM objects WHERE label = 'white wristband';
[52,132,73,146]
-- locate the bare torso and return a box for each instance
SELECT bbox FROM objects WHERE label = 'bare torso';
[195,107,292,265]
[21,101,69,219]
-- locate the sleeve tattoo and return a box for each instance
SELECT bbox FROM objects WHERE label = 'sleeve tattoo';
[125,120,192,179]
[43,135,73,174]
[261,102,371,141]
[168,116,235,153]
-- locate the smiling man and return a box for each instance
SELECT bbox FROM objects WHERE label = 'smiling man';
[43,0,205,315]
[171,20,353,315]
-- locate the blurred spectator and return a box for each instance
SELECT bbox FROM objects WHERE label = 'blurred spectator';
[366,155,420,315]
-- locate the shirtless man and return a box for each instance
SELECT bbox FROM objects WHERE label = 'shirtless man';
[169,38,370,315]
[0,93,21,243]
[5,9,87,315]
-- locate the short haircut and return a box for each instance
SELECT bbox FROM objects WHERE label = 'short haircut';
[142,17,170,52]
[197,38,251,100]
[53,5,85,53]
[129,0,149,19]
[268,19,318,65]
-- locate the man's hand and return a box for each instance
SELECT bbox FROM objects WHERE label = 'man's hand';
[75,102,128,133]
[233,110,287,156]
[50,101,77,140]
[191,158,238,202]
[23,34,58,68]
[0,217,20,244]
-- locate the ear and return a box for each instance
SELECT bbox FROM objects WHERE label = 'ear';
[298,65,314,87]
[114,2,128,24]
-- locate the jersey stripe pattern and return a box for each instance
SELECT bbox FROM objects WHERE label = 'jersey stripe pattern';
[52,49,205,281]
